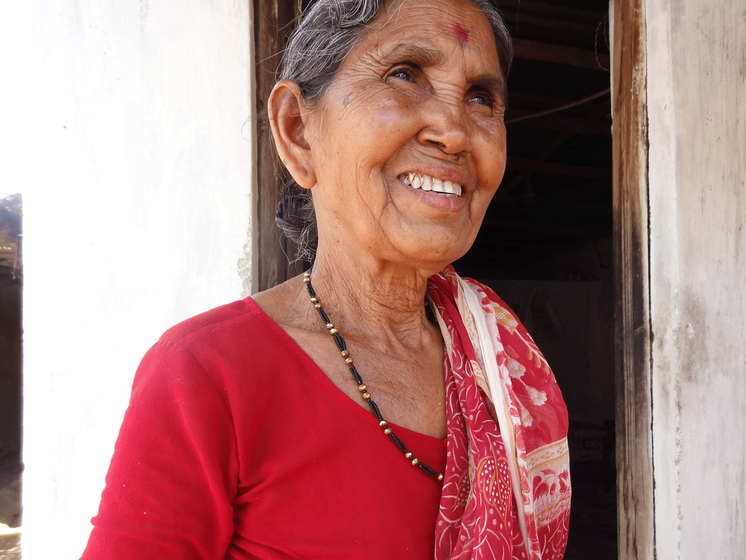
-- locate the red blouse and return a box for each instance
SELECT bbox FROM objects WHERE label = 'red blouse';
[80,298,447,560]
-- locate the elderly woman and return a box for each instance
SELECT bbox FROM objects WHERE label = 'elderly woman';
[80,0,570,559]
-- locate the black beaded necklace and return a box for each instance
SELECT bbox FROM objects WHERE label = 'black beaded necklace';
[303,271,444,482]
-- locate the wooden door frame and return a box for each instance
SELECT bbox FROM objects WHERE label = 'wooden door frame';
[251,1,657,556]
[252,0,304,292]
[611,0,655,558]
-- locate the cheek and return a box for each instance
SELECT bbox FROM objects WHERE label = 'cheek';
[493,141,508,176]
[480,119,507,149]
[334,96,420,174]
[477,135,507,185]
[370,93,419,137]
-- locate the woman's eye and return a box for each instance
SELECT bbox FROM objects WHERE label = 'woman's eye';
[469,91,494,107]
[389,67,415,82]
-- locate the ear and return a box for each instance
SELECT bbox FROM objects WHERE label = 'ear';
[268,79,317,189]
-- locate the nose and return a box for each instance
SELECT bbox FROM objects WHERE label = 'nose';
[417,98,471,158]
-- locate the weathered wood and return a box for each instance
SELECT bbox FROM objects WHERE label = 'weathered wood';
[253,0,304,292]
[611,0,655,558]
[513,38,610,71]
[645,1,746,557]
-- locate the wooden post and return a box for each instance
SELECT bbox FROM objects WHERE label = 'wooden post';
[611,0,655,558]
[253,0,304,292]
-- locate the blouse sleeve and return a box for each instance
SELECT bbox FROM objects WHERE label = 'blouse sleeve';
[80,340,239,560]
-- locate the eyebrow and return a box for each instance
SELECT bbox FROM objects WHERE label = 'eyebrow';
[376,41,505,98]
[471,72,506,101]
[376,42,448,68]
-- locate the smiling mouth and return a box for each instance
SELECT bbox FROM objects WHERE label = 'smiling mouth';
[398,173,463,197]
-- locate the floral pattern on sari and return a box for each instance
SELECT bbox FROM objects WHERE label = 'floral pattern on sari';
[429,267,571,560]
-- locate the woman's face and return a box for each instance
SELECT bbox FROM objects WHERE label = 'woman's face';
[305,0,507,271]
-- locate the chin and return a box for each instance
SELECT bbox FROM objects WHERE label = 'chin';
[373,223,477,271]
[395,243,471,274]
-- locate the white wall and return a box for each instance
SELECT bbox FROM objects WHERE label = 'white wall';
[647,0,746,557]
[1,0,254,557]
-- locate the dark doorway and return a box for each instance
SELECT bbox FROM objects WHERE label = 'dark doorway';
[456,1,616,558]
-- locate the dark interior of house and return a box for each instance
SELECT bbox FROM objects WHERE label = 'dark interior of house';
[454,1,616,558]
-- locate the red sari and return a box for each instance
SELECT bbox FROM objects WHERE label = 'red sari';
[428,267,571,560]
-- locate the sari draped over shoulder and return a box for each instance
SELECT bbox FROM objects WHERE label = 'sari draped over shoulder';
[428,266,571,560]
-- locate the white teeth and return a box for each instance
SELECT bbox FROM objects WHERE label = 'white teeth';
[440,181,452,194]
[399,173,462,196]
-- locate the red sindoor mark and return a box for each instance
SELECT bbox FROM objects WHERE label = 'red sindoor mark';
[452,23,470,45]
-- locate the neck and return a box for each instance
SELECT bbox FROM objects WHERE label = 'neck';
[306,245,440,342]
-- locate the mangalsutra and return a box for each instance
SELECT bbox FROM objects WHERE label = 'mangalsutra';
[303,271,444,482]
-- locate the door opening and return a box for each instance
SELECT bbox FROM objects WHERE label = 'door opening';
[456,1,616,558]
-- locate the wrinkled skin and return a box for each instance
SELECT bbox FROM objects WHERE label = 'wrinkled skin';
[308,0,506,275]
[260,0,507,439]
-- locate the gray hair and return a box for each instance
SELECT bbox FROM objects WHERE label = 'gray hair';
[275,0,513,263]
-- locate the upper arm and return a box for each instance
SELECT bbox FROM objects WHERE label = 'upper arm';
[80,341,238,560]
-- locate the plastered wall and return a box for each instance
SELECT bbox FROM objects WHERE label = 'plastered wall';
[647,0,746,557]
[2,0,254,557]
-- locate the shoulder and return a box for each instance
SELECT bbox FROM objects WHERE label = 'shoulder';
[157,297,265,347]
[432,267,520,320]
[137,297,290,393]
[460,276,516,314]
[132,296,302,416]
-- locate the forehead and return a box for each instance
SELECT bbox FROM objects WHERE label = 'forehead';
[351,0,500,69]
[379,0,489,26]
